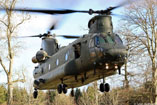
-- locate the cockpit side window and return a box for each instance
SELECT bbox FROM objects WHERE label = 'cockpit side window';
[115,34,123,44]
[88,20,95,28]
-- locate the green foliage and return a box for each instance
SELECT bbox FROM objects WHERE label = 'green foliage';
[78,82,100,105]
[46,90,56,103]
[13,86,28,105]
[0,85,7,104]
[52,94,75,105]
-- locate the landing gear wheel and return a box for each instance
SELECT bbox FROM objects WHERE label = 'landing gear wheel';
[104,83,110,92]
[71,89,74,97]
[63,84,67,94]
[100,83,105,92]
[33,89,38,99]
[57,84,63,94]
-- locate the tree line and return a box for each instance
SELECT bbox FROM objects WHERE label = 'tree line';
[0,80,155,105]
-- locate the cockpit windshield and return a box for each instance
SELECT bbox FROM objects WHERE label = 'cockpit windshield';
[95,36,106,45]
[105,35,114,44]
[94,35,115,46]
[93,35,123,47]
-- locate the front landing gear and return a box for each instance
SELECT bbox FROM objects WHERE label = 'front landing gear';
[57,84,67,94]
[33,88,38,99]
[99,83,110,92]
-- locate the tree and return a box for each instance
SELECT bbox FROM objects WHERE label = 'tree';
[0,0,30,104]
[117,24,148,88]
[121,0,156,103]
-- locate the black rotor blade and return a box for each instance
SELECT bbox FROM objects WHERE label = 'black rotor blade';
[0,8,120,15]
[57,35,80,38]
[49,21,58,31]
[0,0,137,15]
[16,33,50,38]
[17,34,43,38]
[105,0,137,12]
[49,24,55,31]
[3,8,89,15]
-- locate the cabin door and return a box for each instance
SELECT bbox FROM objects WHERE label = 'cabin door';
[73,43,81,59]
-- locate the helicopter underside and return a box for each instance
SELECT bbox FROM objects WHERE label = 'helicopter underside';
[34,63,117,90]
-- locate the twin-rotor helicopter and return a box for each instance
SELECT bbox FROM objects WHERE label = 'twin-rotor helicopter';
[1,1,129,98]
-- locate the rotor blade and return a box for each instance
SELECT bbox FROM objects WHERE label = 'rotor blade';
[0,0,138,15]
[0,8,115,15]
[17,35,41,38]
[48,20,58,31]
[107,0,137,11]
[1,8,89,15]
[16,34,45,38]
[57,35,80,38]
[49,24,55,31]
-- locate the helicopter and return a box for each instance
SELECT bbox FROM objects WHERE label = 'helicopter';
[1,1,129,98]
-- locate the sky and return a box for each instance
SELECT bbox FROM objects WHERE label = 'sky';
[0,0,127,89]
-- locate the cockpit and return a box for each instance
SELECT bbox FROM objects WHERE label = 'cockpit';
[89,34,126,61]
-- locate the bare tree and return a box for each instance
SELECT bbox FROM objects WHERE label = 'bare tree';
[121,0,156,103]
[0,0,30,104]
[117,23,148,88]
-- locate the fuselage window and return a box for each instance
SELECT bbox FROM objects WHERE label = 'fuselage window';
[56,59,59,66]
[65,53,69,61]
[49,64,51,70]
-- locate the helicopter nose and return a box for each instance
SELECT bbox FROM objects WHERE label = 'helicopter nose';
[107,48,127,58]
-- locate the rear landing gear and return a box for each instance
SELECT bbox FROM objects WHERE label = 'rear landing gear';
[63,84,68,94]
[33,88,38,99]
[57,84,67,94]
[57,84,62,94]
[104,83,110,92]
[99,83,110,92]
